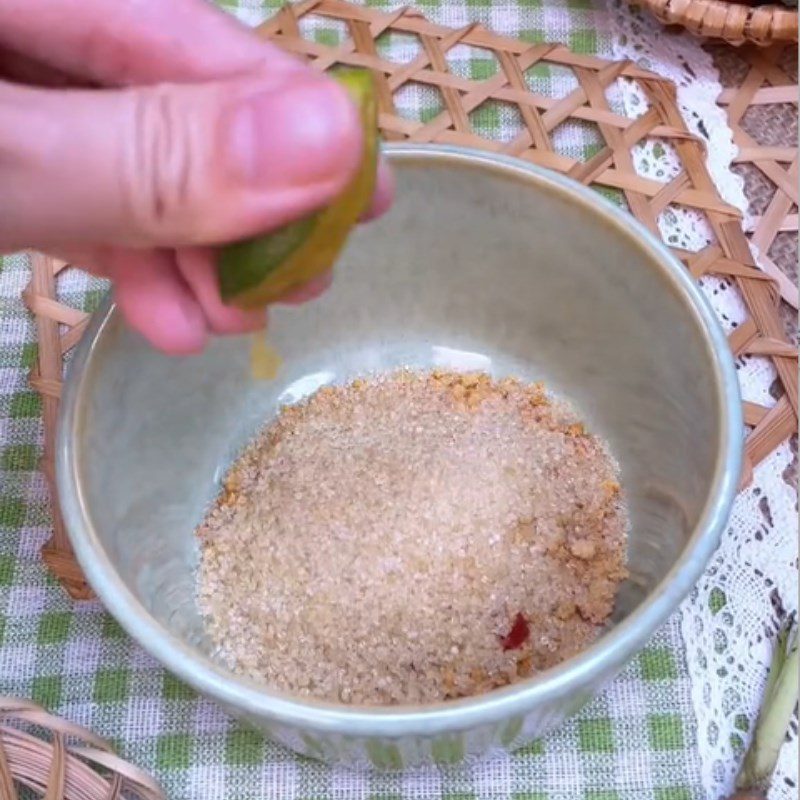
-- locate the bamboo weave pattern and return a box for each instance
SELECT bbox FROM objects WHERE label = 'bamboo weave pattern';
[24,0,797,597]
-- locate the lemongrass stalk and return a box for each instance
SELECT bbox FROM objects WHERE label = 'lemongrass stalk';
[733,619,799,796]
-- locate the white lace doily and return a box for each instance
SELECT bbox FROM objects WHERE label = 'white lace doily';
[607,4,799,798]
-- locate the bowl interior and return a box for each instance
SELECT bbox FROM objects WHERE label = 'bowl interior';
[66,149,727,702]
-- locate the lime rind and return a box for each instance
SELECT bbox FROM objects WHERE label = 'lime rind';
[218,215,315,300]
[218,68,378,309]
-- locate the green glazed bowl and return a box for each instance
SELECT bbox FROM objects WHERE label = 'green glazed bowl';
[57,145,742,768]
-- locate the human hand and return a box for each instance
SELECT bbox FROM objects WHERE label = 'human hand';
[0,0,393,354]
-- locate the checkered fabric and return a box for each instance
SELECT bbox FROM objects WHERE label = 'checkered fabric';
[0,1,706,797]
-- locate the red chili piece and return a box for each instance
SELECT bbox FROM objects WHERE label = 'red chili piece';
[501,612,530,651]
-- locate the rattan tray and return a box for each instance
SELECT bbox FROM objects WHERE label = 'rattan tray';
[634,0,798,47]
[24,0,798,598]
[0,697,164,799]
[717,43,798,313]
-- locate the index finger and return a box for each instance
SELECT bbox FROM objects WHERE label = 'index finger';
[0,0,303,85]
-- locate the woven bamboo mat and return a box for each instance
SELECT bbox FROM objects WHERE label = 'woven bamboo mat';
[23,0,798,598]
[713,42,798,333]
[0,697,165,799]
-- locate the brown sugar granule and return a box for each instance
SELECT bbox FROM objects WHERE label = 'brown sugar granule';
[196,371,628,705]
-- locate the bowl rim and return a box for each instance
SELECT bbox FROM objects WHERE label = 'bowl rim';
[57,143,743,738]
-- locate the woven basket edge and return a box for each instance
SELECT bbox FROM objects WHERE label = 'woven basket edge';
[633,0,799,45]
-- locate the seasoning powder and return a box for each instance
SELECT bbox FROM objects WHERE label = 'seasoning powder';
[196,371,628,705]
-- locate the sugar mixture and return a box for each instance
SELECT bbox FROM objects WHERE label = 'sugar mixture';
[196,371,628,705]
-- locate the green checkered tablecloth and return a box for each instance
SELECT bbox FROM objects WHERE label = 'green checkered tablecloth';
[1,1,706,797]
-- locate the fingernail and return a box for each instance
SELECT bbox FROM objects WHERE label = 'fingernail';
[225,76,361,190]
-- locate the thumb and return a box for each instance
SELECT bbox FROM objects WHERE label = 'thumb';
[0,72,362,251]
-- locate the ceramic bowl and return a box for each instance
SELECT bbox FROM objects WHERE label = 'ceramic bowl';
[57,145,742,768]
